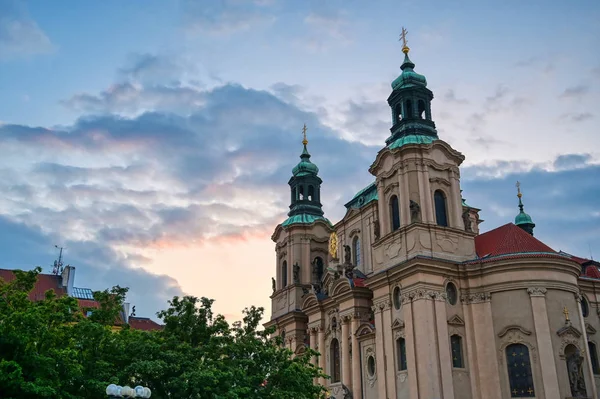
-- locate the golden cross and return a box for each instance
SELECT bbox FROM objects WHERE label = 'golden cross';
[563,306,570,321]
[516,181,522,198]
[527,387,534,394]
[512,389,518,395]
[302,123,308,145]
[399,27,409,48]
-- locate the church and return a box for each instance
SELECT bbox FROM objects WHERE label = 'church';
[264,33,600,399]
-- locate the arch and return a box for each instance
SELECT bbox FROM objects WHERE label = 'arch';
[394,104,402,123]
[308,185,315,201]
[291,187,296,203]
[581,296,590,317]
[396,337,407,370]
[418,99,426,119]
[393,286,402,310]
[355,323,375,338]
[330,338,341,382]
[434,190,448,227]
[505,343,535,397]
[589,341,600,374]
[312,256,324,284]
[389,195,400,231]
[281,260,288,288]
[450,334,464,368]
[298,185,304,200]
[446,282,458,305]
[405,100,413,119]
[331,279,352,296]
[352,236,361,267]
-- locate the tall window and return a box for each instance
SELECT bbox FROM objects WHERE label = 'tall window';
[313,257,324,284]
[281,261,287,288]
[581,297,590,317]
[451,335,464,368]
[434,190,448,227]
[397,337,407,371]
[330,338,341,382]
[308,185,314,201]
[390,195,400,231]
[589,342,599,374]
[353,236,361,267]
[506,343,535,397]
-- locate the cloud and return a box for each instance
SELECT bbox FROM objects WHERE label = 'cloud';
[301,8,351,51]
[181,0,276,36]
[560,85,590,99]
[560,112,594,123]
[444,89,469,105]
[0,0,54,60]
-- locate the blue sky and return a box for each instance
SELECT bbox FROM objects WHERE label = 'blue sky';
[0,0,598,321]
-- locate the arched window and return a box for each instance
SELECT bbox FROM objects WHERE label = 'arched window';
[281,261,287,288]
[313,257,324,284]
[390,195,400,231]
[565,344,587,396]
[446,282,458,305]
[353,236,361,267]
[451,335,464,368]
[397,337,407,371]
[506,343,535,397]
[581,296,589,317]
[434,190,448,227]
[393,286,402,310]
[308,185,314,201]
[418,100,426,119]
[395,104,402,123]
[405,100,413,119]
[589,342,599,374]
[330,338,341,382]
[298,186,304,200]
[367,355,376,376]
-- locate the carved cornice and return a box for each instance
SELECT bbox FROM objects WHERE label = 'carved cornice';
[400,288,447,303]
[557,322,582,339]
[371,298,391,313]
[586,323,597,335]
[448,314,465,326]
[429,176,451,187]
[460,292,491,304]
[527,287,547,297]
[498,325,532,338]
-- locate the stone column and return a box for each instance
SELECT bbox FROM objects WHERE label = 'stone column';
[449,168,463,229]
[372,299,389,396]
[462,298,481,399]
[351,314,362,398]
[527,287,560,399]
[434,293,455,399]
[341,315,352,391]
[318,325,327,386]
[376,179,388,236]
[302,235,311,284]
[403,293,419,399]
[576,292,599,399]
[467,292,502,399]
[382,302,398,398]
[309,327,319,384]
[416,161,427,222]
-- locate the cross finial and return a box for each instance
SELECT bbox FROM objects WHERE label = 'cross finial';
[302,123,308,146]
[516,181,522,198]
[563,306,570,322]
[399,27,409,54]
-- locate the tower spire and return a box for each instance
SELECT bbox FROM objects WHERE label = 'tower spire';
[399,26,410,54]
[514,181,536,236]
[302,123,308,146]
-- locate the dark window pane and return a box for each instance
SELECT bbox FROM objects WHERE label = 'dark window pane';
[331,339,341,382]
[581,298,589,317]
[397,338,407,371]
[434,190,448,227]
[451,335,464,368]
[390,196,400,231]
[446,283,458,305]
[281,261,287,288]
[506,343,535,397]
[589,342,599,374]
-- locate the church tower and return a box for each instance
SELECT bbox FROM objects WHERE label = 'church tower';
[266,125,332,352]
[368,29,477,266]
[515,181,536,235]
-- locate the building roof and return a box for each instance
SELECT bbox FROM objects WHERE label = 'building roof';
[473,223,559,262]
[0,269,66,301]
[128,316,164,331]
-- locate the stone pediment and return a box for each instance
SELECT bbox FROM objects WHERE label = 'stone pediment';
[447,314,465,326]
[586,322,596,335]
[498,325,532,338]
[356,323,375,337]
[557,322,582,339]
[391,318,405,329]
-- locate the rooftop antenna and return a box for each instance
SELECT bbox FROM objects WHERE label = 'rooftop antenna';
[52,245,64,275]
[590,243,594,261]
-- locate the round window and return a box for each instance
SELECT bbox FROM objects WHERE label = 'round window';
[446,282,458,305]
[393,286,402,310]
[367,355,376,376]
[581,297,590,318]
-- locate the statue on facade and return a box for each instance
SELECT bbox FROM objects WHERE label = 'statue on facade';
[271,277,276,293]
[566,348,587,397]
[343,245,352,264]
[373,219,380,240]
[293,263,300,284]
[462,209,472,232]
[409,200,421,223]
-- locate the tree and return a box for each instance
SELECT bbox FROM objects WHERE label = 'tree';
[0,268,327,398]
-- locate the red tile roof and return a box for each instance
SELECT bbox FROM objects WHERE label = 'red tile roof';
[474,223,556,259]
[128,317,163,331]
[584,266,600,279]
[0,269,66,301]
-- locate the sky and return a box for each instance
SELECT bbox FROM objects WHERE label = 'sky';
[0,0,599,322]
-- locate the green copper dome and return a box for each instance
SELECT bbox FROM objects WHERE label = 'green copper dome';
[515,210,534,226]
[292,145,319,177]
[514,190,535,235]
[391,53,427,90]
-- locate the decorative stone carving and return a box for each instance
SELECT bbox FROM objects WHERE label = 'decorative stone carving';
[447,314,465,326]
[462,209,472,232]
[557,323,582,339]
[498,325,532,338]
[271,277,276,293]
[391,318,405,330]
[409,200,421,223]
[373,219,380,241]
[526,287,547,297]
[585,323,597,335]
[343,245,352,264]
[293,263,300,284]
[566,347,588,398]
[460,292,491,304]
[398,372,407,383]
[498,332,537,365]
[364,346,377,388]
[371,298,391,313]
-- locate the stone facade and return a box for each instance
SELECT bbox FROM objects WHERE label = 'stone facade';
[264,46,599,399]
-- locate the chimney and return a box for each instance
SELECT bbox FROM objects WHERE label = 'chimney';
[60,265,76,296]
[123,302,130,324]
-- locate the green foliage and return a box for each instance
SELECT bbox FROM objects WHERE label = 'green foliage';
[0,268,327,398]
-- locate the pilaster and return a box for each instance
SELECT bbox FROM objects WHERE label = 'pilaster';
[351,313,362,398]
[372,298,390,396]
[376,179,389,236]
[318,325,326,386]
[422,166,434,223]
[309,326,319,384]
[402,294,419,399]
[341,314,352,391]
[576,292,599,399]
[434,294,455,399]
[527,287,560,399]
[399,167,410,226]
[449,168,463,229]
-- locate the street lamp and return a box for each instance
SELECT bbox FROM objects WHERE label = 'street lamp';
[106,384,152,398]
